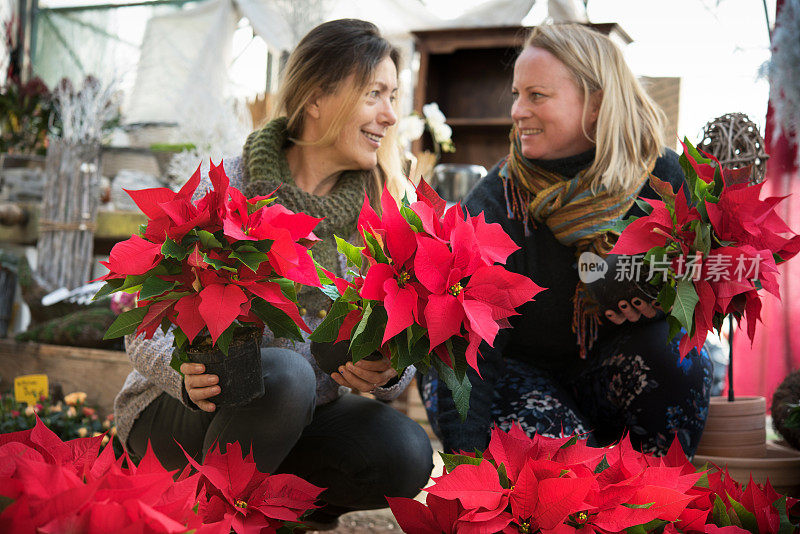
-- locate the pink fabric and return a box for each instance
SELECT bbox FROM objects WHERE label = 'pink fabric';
[728,23,800,405]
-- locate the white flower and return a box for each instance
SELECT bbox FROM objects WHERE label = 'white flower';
[422,102,447,126]
[397,115,425,146]
[429,122,453,145]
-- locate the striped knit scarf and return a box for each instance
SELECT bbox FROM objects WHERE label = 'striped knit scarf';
[498,127,654,358]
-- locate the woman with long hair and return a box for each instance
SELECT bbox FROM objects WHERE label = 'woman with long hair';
[420,23,712,458]
[115,19,432,529]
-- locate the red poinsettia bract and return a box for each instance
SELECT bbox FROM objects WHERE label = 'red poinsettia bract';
[610,140,800,358]
[96,160,322,358]
[388,424,800,533]
[312,179,545,419]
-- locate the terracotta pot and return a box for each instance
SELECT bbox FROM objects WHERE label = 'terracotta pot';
[693,441,800,497]
[696,396,767,458]
[187,329,263,407]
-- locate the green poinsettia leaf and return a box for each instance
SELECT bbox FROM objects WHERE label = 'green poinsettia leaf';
[161,237,189,261]
[439,452,482,472]
[308,298,355,342]
[215,324,236,357]
[400,204,424,233]
[274,277,298,301]
[335,235,365,268]
[197,230,223,249]
[92,278,124,300]
[201,252,236,272]
[139,276,176,301]
[363,230,389,264]
[712,495,733,527]
[349,303,387,362]
[773,496,799,534]
[250,298,304,342]
[625,519,669,534]
[671,278,698,334]
[726,495,759,533]
[634,198,655,216]
[594,456,610,474]
[497,463,511,489]
[103,306,149,339]
[445,337,470,382]
[229,249,270,273]
[432,357,471,422]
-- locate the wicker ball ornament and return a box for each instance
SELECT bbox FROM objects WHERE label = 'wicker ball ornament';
[698,113,768,183]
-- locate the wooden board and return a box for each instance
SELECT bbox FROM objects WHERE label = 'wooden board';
[0,339,131,416]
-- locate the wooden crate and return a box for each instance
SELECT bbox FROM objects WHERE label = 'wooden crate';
[0,339,131,416]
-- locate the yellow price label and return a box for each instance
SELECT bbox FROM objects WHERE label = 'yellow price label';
[14,374,49,406]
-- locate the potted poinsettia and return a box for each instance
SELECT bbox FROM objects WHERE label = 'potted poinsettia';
[610,139,800,459]
[611,140,800,366]
[310,179,544,420]
[93,160,322,406]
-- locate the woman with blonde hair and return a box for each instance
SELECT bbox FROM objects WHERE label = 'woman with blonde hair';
[115,19,432,529]
[420,23,712,458]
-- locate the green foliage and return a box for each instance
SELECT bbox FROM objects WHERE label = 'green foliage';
[0,76,53,155]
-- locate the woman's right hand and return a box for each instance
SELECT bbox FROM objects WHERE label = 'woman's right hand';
[181,363,219,412]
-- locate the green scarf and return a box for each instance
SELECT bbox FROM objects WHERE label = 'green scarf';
[499,127,654,358]
[242,117,367,310]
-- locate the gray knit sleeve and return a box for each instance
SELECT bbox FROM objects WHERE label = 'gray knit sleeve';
[372,365,416,401]
[124,329,190,405]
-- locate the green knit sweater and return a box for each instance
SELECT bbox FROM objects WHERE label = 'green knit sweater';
[242,117,367,313]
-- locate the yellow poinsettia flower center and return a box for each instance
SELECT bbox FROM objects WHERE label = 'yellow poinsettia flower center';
[397,270,411,287]
[234,499,248,509]
[518,520,530,533]
[576,511,588,523]
[448,282,463,296]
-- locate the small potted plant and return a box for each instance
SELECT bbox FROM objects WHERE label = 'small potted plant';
[310,179,544,420]
[94,161,322,406]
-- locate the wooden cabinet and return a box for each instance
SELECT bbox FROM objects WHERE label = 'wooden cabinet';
[412,24,631,171]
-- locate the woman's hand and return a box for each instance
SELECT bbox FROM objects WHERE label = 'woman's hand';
[181,363,219,412]
[603,297,661,325]
[330,355,398,393]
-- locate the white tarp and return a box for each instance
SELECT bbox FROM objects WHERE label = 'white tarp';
[445,0,587,27]
[126,0,236,124]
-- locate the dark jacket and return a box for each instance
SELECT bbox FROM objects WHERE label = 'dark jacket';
[434,148,687,453]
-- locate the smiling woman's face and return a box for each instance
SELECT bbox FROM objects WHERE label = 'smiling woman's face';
[511,46,600,160]
[315,56,399,171]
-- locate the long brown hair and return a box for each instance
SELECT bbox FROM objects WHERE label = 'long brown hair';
[272,19,404,207]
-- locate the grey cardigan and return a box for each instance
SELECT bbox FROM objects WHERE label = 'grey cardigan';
[114,157,414,449]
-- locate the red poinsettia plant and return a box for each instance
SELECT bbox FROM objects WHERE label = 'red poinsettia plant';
[388,424,800,533]
[610,139,800,359]
[0,416,324,533]
[94,160,323,369]
[310,179,544,419]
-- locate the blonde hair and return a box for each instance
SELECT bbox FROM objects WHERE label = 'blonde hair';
[272,19,405,208]
[524,23,667,193]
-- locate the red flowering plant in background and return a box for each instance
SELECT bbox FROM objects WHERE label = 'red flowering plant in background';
[611,139,800,359]
[310,180,544,419]
[93,160,323,369]
[0,417,324,533]
[387,425,800,533]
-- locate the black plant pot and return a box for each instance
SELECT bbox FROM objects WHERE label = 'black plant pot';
[584,254,658,312]
[187,330,264,407]
[311,340,382,376]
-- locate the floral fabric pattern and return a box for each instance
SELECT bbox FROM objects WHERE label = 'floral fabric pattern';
[419,321,713,456]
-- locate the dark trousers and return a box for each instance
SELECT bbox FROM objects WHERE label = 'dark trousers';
[128,348,433,512]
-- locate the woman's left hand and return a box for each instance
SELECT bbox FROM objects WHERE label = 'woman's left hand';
[331,355,398,393]
[603,297,661,324]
